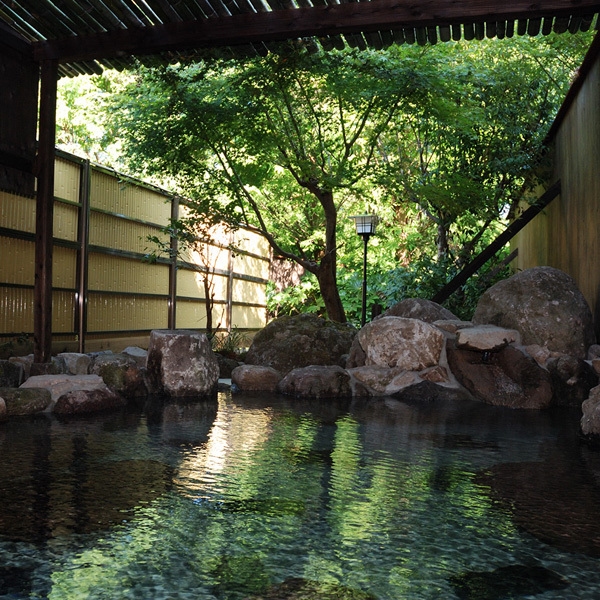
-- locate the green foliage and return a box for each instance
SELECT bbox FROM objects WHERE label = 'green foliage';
[267,277,326,319]
[269,251,511,324]
[211,327,252,358]
[369,253,512,321]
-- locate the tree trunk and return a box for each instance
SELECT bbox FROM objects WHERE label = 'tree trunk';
[436,218,450,260]
[316,251,346,323]
[203,274,214,335]
[315,189,346,323]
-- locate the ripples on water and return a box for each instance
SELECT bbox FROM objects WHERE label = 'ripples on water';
[0,392,599,599]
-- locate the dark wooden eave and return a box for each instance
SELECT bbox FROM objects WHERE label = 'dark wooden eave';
[1,0,599,76]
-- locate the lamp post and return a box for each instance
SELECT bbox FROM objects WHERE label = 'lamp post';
[350,214,379,327]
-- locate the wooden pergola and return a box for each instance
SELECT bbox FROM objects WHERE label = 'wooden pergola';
[1,0,599,363]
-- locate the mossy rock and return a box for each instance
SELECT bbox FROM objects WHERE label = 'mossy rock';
[0,388,52,416]
[245,314,356,376]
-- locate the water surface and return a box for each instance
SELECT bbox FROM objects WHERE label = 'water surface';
[0,392,599,599]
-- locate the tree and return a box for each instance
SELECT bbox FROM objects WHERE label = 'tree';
[144,206,234,337]
[80,33,592,323]
[108,47,423,322]
[373,35,590,268]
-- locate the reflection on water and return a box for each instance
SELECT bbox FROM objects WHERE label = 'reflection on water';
[0,393,599,599]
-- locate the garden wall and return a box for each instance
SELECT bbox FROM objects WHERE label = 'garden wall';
[0,149,270,354]
[512,35,600,336]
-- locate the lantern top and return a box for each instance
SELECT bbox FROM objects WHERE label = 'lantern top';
[350,214,379,237]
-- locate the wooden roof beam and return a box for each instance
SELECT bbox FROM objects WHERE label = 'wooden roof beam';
[34,0,600,63]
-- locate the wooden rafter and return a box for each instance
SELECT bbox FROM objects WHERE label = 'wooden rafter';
[29,0,600,65]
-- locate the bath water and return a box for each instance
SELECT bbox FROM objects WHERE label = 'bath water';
[0,392,599,599]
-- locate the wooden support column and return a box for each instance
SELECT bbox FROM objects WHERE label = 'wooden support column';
[226,229,235,332]
[34,59,58,363]
[168,196,179,329]
[76,159,91,353]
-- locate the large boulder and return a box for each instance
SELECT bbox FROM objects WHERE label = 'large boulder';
[446,342,553,409]
[146,330,219,398]
[381,298,458,322]
[245,314,356,375]
[353,316,445,370]
[277,365,352,399]
[472,267,595,359]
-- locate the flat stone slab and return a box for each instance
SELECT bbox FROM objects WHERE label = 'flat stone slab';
[456,325,520,352]
[20,374,107,402]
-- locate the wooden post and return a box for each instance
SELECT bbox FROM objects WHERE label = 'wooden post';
[34,59,58,363]
[226,229,235,332]
[168,196,179,329]
[76,159,91,353]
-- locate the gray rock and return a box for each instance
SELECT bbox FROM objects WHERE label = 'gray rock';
[382,298,458,322]
[348,365,404,396]
[245,314,356,375]
[0,360,23,387]
[54,387,126,415]
[473,267,595,359]
[0,397,6,421]
[0,387,52,416]
[122,346,148,367]
[277,365,352,399]
[588,344,600,360]
[29,356,67,376]
[57,352,91,375]
[231,364,282,392]
[90,352,147,398]
[146,330,219,398]
[357,317,445,370]
[20,374,107,403]
[8,355,33,380]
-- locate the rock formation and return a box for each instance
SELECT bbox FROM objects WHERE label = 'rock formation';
[234,268,600,420]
